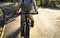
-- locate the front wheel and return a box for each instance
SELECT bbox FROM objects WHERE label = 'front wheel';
[21,18,24,36]
[24,22,30,38]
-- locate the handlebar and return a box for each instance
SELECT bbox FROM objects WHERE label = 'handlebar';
[19,11,38,15]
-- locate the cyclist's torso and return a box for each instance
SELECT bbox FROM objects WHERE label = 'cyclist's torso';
[19,0,34,11]
[22,3,33,11]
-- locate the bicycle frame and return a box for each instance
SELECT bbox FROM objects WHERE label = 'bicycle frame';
[20,11,38,38]
[24,13,30,38]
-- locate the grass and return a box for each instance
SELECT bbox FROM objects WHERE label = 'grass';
[0,8,4,37]
[56,4,60,8]
[0,10,3,21]
[36,1,40,6]
[0,27,3,37]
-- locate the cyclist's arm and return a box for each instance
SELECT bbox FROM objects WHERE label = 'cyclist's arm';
[16,3,21,11]
[32,0,37,12]
[16,0,22,12]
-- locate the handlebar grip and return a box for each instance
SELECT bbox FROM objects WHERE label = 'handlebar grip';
[36,11,38,14]
[18,11,38,15]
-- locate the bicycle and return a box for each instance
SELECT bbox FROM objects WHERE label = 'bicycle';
[19,11,38,38]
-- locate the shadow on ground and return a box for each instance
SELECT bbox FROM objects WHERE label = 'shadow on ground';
[7,27,21,38]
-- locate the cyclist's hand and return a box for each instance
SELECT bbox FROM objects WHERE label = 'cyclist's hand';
[35,10,38,14]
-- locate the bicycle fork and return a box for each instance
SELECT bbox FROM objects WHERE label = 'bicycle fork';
[24,14,30,38]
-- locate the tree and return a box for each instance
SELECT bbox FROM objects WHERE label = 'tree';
[44,0,49,7]
[0,0,5,2]
[40,0,42,6]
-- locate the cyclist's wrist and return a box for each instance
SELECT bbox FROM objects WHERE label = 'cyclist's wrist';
[35,7,37,11]
[35,9,37,12]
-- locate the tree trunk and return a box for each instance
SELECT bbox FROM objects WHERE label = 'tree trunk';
[40,0,42,6]
[45,0,49,7]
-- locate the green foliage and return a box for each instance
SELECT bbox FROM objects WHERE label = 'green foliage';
[0,9,4,37]
[1,0,60,8]
[49,0,60,8]
[49,1,56,7]
[0,9,3,21]
[0,26,3,37]
[39,0,60,8]
[36,0,40,6]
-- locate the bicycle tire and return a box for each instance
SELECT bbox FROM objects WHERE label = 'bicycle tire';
[21,16,24,36]
[24,21,30,38]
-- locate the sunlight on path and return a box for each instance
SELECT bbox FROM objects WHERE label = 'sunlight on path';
[30,8,60,38]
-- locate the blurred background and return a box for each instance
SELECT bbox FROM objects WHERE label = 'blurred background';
[0,0,60,8]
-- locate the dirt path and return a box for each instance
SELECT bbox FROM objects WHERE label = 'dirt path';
[1,8,60,38]
[30,8,60,38]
